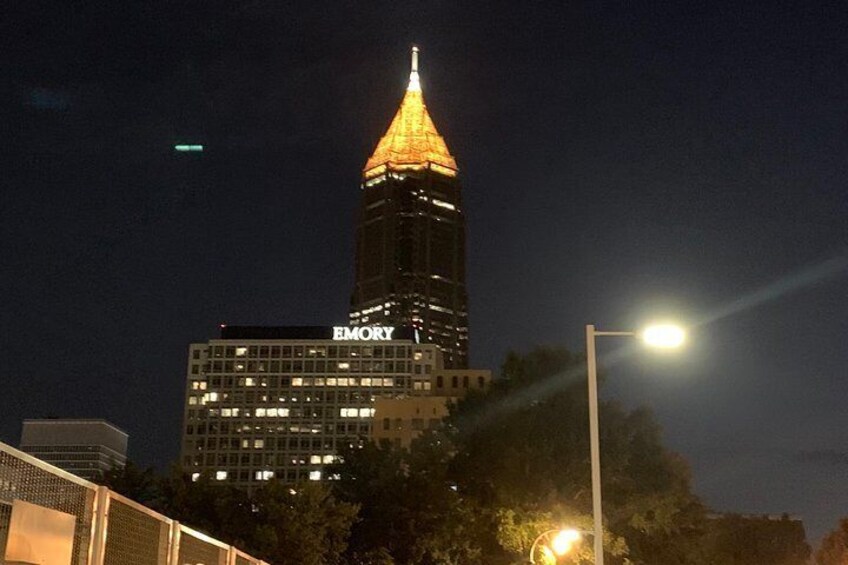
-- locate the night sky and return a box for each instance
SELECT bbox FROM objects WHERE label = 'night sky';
[3,0,847,543]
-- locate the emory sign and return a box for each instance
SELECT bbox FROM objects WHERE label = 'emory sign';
[332,326,396,341]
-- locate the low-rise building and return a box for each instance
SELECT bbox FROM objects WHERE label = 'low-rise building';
[19,418,128,480]
[371,369,491,448]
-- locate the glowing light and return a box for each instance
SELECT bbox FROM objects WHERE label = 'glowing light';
[174,144,203,152]
[551,529,581,555]
[363,47,457,178]
[642,324,686,348]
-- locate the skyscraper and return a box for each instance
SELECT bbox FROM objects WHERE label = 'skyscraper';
[350,47,469,368]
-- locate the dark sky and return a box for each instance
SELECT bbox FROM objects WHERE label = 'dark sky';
[3,0,847,544]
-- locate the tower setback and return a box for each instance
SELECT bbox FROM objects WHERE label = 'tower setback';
[350,47,469,368]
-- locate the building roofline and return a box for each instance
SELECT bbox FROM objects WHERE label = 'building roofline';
[22,419,129,437]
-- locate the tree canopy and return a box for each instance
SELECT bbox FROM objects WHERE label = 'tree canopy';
[100,345,813,564]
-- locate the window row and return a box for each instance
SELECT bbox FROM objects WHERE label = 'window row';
[203,360,415,374]
[209,345,413,360]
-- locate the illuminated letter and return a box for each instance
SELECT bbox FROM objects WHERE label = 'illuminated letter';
[343,327,356,340]
[373,327,385,340]
[359,327,373,340]
[333,327,345,340]
[384,327,395,340]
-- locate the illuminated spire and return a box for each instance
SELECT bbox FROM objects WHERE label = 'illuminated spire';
[408,46,421,92]
[363,46,458,178]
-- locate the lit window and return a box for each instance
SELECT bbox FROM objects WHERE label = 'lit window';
[255,470,274,481]
[338,362,350,370]
[242,439,250,448]
[414,351,423,361]
[383,378,394,387]
[280,408,290,417]
[267,408,278,417]
[236,347,247,357]
[315,378,325,386]
[310,455,321,464]
[292,378,303,386]
[189,396,197,405]
[215,471,227,481]
[323,455,335,464]
[309,471,322,481]
[255,408,266,417]
[254,439,264,449]
[361,378,372,386]
[221,408,231,417]
[359,408,374,418]
[191,473,200,482]
[327,378,337,386]
[244,377,255,386]
[338,378,349,386]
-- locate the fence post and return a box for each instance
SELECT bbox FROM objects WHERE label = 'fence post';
[88,486,110,565]
[168,521,181,565]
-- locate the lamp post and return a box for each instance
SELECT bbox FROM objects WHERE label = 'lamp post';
[585,323,685,565]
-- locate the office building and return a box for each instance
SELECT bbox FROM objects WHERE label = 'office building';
[19,419,128,480]
[180,325,444,488]
[350,47,470,368]
[371,368,491,448]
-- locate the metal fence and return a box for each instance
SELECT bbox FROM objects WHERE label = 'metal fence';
[0,441,269,565]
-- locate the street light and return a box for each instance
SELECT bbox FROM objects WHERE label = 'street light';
[585,323,685,565]
[529,528,583,564]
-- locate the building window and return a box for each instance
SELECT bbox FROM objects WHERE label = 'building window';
[382,418,390,430]
[451,376,458,389]
[463,375,469,388]
[436,376,444,388]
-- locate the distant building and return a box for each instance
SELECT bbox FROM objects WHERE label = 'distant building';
[19,419,128,480]
[371,369,491,448]
[181,325,441,488]
[350,47,470,368]
[181,325,490,489]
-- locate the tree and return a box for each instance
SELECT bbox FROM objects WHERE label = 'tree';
[817,518,848,565]
[252,480,358,565]
[445,346,709,564]
[97,461,157,504]
[332,435,484,564]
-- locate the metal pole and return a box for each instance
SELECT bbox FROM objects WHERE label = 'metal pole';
[88,486,110,565]
[586,324,604,565]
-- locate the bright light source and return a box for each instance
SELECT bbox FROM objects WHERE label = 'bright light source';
[642,324,686,348]
[551,529,581,556]
[174,144,203,152]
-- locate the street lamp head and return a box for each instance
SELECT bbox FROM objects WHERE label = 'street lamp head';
[551,529,582,555]
[642,324,686,348]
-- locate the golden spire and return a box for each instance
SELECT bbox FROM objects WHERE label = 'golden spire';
[363,47,458,179]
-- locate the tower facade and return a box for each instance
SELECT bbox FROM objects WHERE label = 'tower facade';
[350,48,469,368]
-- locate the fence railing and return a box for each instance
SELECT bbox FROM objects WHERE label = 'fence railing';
[0,441,269,565]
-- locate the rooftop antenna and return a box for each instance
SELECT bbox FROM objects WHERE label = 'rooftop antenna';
[408,45,421,92]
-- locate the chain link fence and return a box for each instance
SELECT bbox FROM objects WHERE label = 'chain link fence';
[0,441,268,565]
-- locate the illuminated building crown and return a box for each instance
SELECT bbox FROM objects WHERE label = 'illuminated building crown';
[363,47,458,179]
